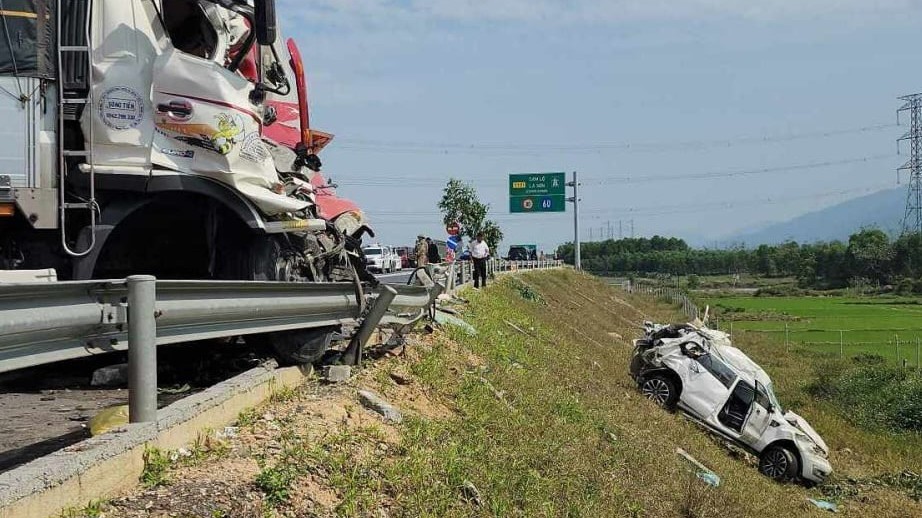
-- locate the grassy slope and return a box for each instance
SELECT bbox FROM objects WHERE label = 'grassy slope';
[383,270,919,517]
[84,270,922,517]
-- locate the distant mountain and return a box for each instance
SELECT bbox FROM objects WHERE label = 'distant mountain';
[722,188,904,246]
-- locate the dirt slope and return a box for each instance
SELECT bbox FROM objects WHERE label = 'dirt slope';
[70,270,921,517]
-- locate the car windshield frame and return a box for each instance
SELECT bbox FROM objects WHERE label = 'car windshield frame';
[765,382,783,414]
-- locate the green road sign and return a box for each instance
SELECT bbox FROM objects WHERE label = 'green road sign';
[509,172,567,213]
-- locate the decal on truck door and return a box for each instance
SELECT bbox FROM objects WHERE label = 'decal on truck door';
[157,113,244,156]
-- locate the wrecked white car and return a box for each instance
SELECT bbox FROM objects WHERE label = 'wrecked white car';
[629,322,832,484]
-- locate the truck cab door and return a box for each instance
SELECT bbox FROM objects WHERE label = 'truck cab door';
[150,1,304,216]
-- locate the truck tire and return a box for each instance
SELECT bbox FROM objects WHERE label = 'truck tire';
[759,445,800,482]
[640,374,679,410]
[254,326,337,365]
[224,234,338,366]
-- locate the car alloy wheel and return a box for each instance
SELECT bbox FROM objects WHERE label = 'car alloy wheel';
[760,449,789,479]
[641,378,671,406]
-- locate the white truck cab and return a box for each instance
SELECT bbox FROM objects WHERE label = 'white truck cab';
[630,322,832,484]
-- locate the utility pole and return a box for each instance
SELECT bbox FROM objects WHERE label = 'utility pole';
[899,93,922,234]
[619,220,623,239]
[568,171,581,270]
[631,219,635,238]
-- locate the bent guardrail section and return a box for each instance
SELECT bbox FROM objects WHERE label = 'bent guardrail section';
[0,279,432,376]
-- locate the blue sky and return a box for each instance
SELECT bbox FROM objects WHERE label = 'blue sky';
[278,0,922,253]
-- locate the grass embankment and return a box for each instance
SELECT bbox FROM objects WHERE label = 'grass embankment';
[81,270,921,517]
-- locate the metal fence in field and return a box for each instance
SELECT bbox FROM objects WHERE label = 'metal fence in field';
[719,324,922,369]
[627,282,700,320]
[619,282,922,369]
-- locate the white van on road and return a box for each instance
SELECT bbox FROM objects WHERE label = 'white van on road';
[363,245,399,274]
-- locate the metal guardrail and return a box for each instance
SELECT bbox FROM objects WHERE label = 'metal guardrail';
[0,278,434,375]
[451,259,564,289]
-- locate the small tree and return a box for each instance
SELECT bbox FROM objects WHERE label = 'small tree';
[438,178,504,250]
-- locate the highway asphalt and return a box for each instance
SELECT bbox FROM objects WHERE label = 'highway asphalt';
[375,269,415,285]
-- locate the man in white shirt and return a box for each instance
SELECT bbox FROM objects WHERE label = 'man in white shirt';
[471,233,490,288]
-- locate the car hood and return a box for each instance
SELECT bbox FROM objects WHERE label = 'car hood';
[784,411,828,453]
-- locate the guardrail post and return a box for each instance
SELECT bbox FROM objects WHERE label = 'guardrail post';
[341,285,398,366]
[128,275,158,424]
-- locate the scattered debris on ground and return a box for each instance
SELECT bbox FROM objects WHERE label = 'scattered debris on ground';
[357,389,403,423]
[322,365,353,383]
[433,311,477,335]
[90,363,128,387]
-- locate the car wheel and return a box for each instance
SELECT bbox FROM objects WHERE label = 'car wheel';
[759,445,800,482]
[640,374,679,409]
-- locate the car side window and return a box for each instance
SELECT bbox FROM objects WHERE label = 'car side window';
[694,353,738,388]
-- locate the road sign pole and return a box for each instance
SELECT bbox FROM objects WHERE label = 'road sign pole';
[568,171,581,270]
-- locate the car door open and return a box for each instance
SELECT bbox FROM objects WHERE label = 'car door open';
[740,381,774,445]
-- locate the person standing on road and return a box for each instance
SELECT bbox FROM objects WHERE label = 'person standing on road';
[471,233,490,288]
[415,235,429,267]
[427,237,441,264]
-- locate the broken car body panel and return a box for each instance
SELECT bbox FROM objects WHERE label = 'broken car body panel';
[630,322,832,484]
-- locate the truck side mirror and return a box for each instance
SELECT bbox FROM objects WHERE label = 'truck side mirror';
[254,0,278,45]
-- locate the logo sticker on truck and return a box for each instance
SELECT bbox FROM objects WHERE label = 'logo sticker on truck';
[98,87,145,130]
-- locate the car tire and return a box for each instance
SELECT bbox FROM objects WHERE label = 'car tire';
[759,445,800,482]
[640,374,679,410]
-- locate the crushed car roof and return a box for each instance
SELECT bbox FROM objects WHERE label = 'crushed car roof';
[645,322,773,387]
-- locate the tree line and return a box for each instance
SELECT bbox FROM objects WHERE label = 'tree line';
[556,229,922,291]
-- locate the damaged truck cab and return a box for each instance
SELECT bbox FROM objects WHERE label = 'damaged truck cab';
[0,0,375,364]
[630,322,832,485]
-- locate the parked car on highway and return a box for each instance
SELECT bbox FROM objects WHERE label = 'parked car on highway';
[507,245,537,261]
[630,321,831,484]
[363,245,400,273]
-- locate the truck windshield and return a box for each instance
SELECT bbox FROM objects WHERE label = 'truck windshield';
[364,248,382,255]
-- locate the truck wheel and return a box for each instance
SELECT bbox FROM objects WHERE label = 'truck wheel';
[759,445,800,482]
[232,235,337,365]
[252,326,336,365]
[640,374,679,410]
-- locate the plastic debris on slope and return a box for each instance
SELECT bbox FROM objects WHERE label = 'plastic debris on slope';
[676,447,721,487]
[89,405,130,436]
[434,310,477,336]
[807,499,839,513]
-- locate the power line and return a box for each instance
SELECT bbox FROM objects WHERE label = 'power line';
[333,123,898,156]
[364,184,891,221]
[333,153,892,188]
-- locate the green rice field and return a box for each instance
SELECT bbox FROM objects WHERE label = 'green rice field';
[701,295,922,366]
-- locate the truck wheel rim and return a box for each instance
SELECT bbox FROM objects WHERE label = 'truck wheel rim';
[641,379,670,405]
[761,450,788,478]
